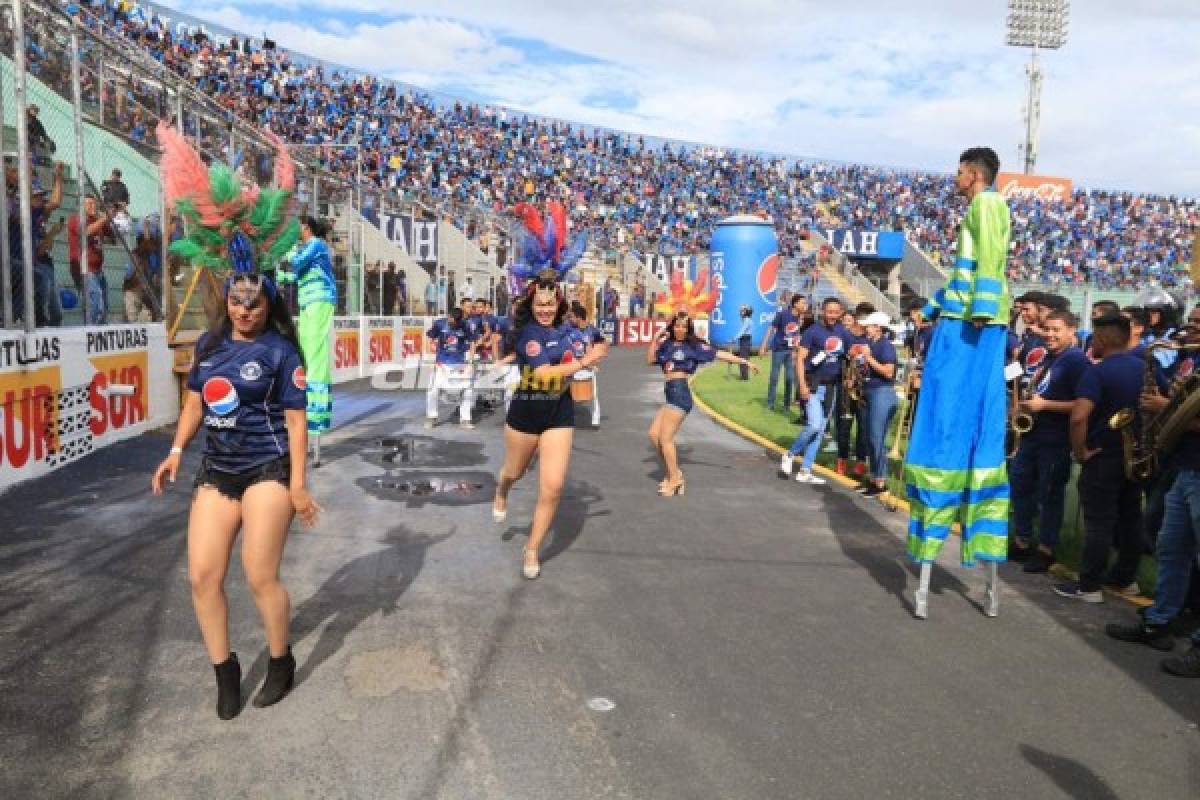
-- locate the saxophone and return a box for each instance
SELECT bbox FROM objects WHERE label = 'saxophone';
[1006,374,1034,459]
[842,358,864,413]
[1109,338,1187,482]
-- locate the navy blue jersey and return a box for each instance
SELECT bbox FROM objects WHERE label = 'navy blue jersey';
[1027,347,1089,445]
[514,322,576,396]
[187,330,307,473]
[427,318,475,364]
[913,324,933,362]
[1167,350,1200,470]
[1005,330,1020,360]
[654,338,717,375]
[1018,330,1047,377]
[464,313,487,340]
[768,310,805,351]
[566,323,606,357]
[1075,351,1144,453]
[799,322,850,384]
[861,336,897,389]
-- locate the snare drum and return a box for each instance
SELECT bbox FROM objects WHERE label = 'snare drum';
[570,370,595,402]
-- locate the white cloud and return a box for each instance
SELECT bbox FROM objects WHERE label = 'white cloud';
[151,0,1200,194]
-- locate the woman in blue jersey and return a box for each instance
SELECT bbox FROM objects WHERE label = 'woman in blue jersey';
[152,273,320,720]
[648,312,758,496]
[855,312,900,498]
[492,271,605,579]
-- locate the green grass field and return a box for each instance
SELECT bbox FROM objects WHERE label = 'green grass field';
[692,355,1156,595]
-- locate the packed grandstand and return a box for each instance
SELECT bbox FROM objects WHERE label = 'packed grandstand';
[12,0,1196,298]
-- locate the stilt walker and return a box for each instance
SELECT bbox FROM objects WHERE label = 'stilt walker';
[903,147,1012,619]
[277,218,336,465]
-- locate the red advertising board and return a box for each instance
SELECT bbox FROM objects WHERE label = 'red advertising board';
[995,173,1073,203]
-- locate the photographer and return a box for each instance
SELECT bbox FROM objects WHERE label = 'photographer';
[68,195,116,325]
[736,304,754,380]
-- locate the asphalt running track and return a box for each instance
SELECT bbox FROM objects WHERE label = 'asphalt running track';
[2,348,1198,799]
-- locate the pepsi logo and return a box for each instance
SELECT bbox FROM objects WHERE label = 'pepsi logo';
[562,350,575,364]
[292,366,306,391]
[202,377,240,416]
[525,340,542,358]
[824,337,844,353]
[1178,357,1194,378]
[664,361,675,372]
[784,322,799,335]
[1025,346,1047,370]
[446,335,458,347]
[756,254,780,304]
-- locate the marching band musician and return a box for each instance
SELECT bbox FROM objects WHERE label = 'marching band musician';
[836,304,872,478]
[425,307,479,429]
[1008,310,1090,573]
[566,301,609,428]
[780,297,850,486]
[1106,304,1200,677]
[1055,313,1145,603]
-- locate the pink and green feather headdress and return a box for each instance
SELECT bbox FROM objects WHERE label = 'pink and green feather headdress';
[157,122,300,273]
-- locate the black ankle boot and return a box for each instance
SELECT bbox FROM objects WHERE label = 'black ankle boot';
[213,653,242,720]
[253,646,295,708]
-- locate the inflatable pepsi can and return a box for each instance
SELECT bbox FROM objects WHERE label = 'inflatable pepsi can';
[709,214,779,346]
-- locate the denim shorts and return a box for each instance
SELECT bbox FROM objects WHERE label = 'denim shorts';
[664,378,693,414]
[195,456,290,501]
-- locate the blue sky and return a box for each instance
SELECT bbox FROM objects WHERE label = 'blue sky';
[154,0,1199,195]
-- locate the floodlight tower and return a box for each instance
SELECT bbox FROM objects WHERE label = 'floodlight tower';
[1005,0,1069,174]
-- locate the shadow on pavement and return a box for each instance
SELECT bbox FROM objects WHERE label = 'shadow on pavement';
[1020,744,1121,800]
[241,526,452,690]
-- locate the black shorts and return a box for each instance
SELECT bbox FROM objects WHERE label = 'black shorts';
[195,456,290,501]
[506,391,575,435]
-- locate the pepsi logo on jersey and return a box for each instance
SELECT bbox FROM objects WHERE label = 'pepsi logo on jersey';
[202,377,240,415]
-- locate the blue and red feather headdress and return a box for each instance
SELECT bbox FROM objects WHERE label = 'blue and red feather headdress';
[508,200,587,288]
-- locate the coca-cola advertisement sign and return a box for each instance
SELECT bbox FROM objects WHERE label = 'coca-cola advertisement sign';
[995,172,1073,203]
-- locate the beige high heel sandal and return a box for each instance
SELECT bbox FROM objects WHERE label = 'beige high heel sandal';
[522,548,540,579]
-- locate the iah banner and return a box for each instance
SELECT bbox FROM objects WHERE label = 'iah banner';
[379,212,439,267]
[995,173,1073,204]
[823,229,905,260]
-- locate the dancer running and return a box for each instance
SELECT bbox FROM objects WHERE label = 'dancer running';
[492,271,602,578]
[492,201,590,579]
[648,311,758,496]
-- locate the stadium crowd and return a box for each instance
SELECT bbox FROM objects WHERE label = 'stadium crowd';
[6,0,1197,315]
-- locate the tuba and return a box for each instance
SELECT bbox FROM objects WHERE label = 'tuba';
[1109,336,1192,481]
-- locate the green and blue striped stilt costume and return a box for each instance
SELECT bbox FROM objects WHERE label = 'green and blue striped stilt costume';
[904,189,1012,566]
